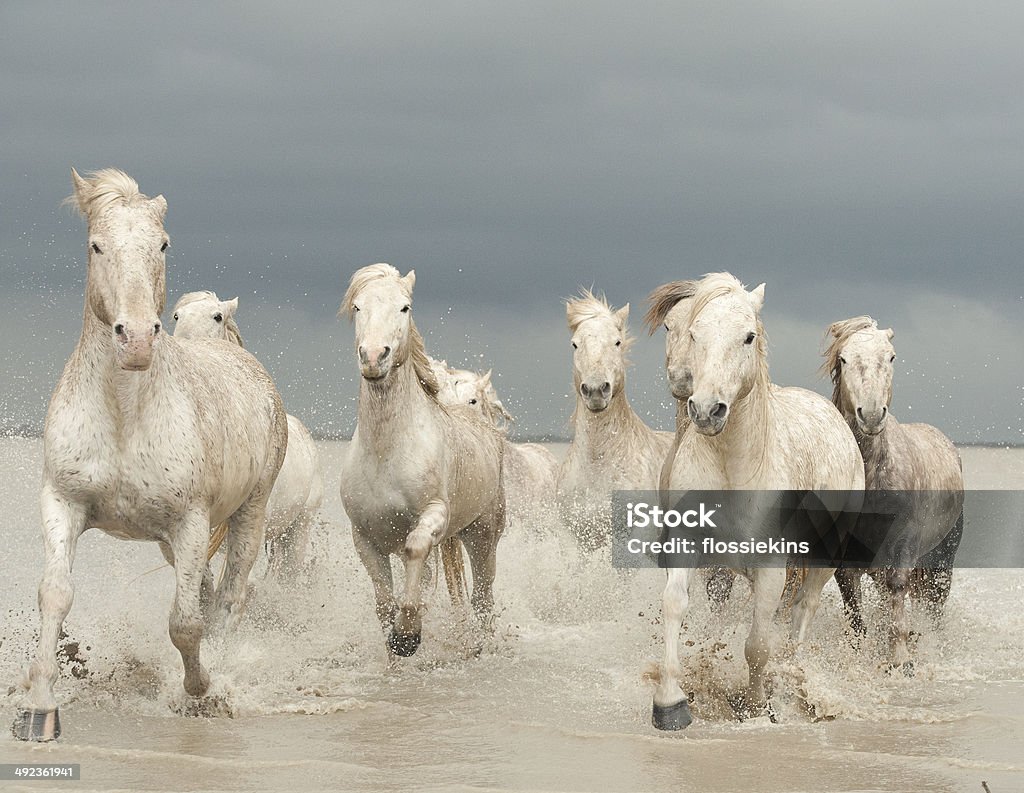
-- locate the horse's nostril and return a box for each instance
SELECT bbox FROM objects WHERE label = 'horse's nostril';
[114,323,125,337]
[381,346,391,360]
[711,402,728,420]
[856,407,865,421]
[600,382,611,395]
[153,323,161,335]
[580,383,590,397]
[881,406,888,416]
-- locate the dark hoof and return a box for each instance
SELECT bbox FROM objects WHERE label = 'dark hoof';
[12,709,61,741]
[388,630,421,657]
[652,698,692,731]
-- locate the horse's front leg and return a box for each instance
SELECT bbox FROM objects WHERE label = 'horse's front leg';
[885,567,913,675]
[351,525,396,632]
[652,566,694,730]
[391,500,449,657]
[13,484,87,741]
[740,566,787,716]
[168,511,213,698]
[209,498,267,632]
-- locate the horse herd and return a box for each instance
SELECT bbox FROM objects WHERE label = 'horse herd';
[12,169,964,741]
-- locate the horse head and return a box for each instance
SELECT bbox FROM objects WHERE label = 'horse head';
[70,168,169,371]
[825,317,895,435]
[566,291,631,413]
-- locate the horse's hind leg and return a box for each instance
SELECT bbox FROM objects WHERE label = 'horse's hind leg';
[461,505,504,624]
[210,497,267,632]
[168,511,213,698]
[14,485,86,741]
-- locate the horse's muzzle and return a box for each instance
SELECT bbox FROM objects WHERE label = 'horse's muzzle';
[688,397,728,435]
[114,319,161,370]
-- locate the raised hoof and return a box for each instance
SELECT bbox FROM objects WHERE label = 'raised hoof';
[12,709,61,742]
[652,698,692,731]
[388,630,421,657]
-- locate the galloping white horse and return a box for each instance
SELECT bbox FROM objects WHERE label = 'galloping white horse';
[14,170,287,741]
[339,265,505,657]
[432,361,559,523]
[824,317,964,671]
[644,273,864,730]
[173,291,325,576]
[557,291,673,548]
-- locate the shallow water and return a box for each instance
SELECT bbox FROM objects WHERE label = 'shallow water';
[1,439,1022,792]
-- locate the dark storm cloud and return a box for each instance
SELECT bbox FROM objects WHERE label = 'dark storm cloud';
[1,2,1021,441]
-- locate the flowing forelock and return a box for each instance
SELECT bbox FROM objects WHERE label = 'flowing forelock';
[66,169,146,218]
[566,289,634,352]
[821,316,880,406]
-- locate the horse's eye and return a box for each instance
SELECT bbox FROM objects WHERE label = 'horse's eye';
[469,399,477,405]
[160,241,169,252]
[890,355,896,363]
[173,313,178,321]
[353,305,360,312]
[91,242,102,254]
[401,305,411,313]
[839,355,847,365]
[615,340,622,347]
[213,313,223,323]
[664,323,669,332]
[572,342,577,349]
[744,332,756,345]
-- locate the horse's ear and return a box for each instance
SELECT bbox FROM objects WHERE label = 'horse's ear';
[70,168,89,213]
[885,327,894,340]
[749,283,766,311]
[403,270,416,291]
[479,369,492,387]
[223,297,239,317]
[152,195,168,219]
[614,303,630,329]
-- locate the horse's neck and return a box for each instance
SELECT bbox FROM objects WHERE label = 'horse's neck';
[573,391,652,462]
[706,379,774,482]
[837,391,890,481]
[356,361,437,452]
[70,311,168,420]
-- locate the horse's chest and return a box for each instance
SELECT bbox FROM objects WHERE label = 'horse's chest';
[48,419,198,536]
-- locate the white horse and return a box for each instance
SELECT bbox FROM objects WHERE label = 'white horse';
[432,361,559,523]
[556,291,673,548]
[339,264,505,657]
[824,317,964,672]
[644,273,864,730]
[14,169,287,741]
[172,291,325,576]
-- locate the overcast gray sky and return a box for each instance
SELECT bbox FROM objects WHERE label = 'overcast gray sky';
[1,2,1021,442]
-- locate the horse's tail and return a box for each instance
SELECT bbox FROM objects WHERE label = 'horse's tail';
[207,521,230,561]
[440,536,469,605]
